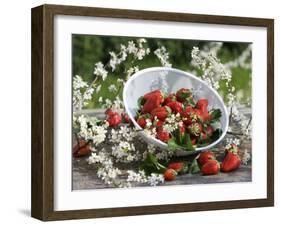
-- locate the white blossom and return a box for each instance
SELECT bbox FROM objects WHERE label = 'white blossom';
[93,62,108,80]
[147,173,164,186]
[154,46,172,67]
[108,84,118,92]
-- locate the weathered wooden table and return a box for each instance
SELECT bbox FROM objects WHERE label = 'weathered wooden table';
[73,108,252,190]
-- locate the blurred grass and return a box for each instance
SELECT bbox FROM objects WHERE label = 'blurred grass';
[72,35,251,109]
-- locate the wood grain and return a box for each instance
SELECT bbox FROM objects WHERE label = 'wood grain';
[31,4,274,221]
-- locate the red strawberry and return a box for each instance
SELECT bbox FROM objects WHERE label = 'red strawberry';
[191,137,197,145]
[166,101,183,113]
[137,117,147,128]
[122,112,131,123]
[143,89,164,103]
[179,123,185,136]
[194,109,210,122]
[163,94,176,105]
[176,88,192,102]
[142,96,162,113]
[188,123,203,137]
[198,151,215,166]
[196,99,208,113]
[201,160,220,175]
[155,120,164,131]
[156,130,171,142]
[151,107,169,121]
[221,145,241,172]
[107,112,122,127]
[206,126,214,137]
[164,168,177,181]
[200,132,208,141]
[168,162,188,174]
[181,106,197,126]
[73,140,91,157]
[105,108,114,116]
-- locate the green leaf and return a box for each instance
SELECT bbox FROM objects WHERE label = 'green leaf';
[189,155,200,174]
[141,153,166,175]
[181,133,195,152]
[167,133,195,152]
[209,109,222,122]
[137,96,145,108]
[210,128,222,141]
[167,138,181,151]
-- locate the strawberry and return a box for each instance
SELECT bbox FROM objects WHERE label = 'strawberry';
[176,88,192,102]
[179,123,185,136]
[191,137,197,145]
[206,126,214,137]
[198,151,215,166]
[143,89,164,103]
[122,112,131,123]
[163,94,176,105]
[201,160,220,175]
[107,112,122,127]
[181,107,198,126]
[166,101,183,113]
[196,99,208,113]
[188,123,203,137]
[164,168,177,181]
[156,130,171,142]
[73,140,91,157]
[200,132,208,141]
[221,144,241,172]
[155,120,164,131]
[142,96,162,113]
[168,162,188,174]
[137,117,147,128]
[151,107,169,121]
[105,108,114,117]
[194,109,210,122]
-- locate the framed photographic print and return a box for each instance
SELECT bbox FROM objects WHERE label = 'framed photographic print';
[31,4,274,221]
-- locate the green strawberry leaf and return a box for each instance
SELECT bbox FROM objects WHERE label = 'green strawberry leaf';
[210,128,222,141]
[141,153,166,175]
[181,133,195,152]
[137,96,145,108]
[189,155,200,174]
[209,109,222,122]
[167,133,195,152]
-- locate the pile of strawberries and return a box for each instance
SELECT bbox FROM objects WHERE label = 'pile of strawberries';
[164,144,241,181]
[136,88,221,148]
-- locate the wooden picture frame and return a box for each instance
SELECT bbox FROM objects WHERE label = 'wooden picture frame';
[31,4,274,221]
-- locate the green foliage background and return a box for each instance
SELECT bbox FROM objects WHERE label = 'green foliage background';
[72,35,251,109]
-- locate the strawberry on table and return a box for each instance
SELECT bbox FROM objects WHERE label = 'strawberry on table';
[105,108,114,117]
[122,112,131,123]
[221,144,241,172]
[73,140,91,157]
[164,168,177,181]
[198,151,215,166]
[107,112,122,127]
[168,162,188,174]
[201,160,220,175]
